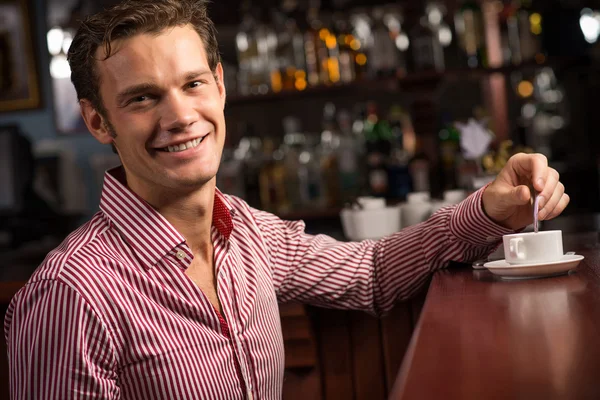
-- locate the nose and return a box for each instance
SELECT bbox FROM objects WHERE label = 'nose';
[159,92,197,132]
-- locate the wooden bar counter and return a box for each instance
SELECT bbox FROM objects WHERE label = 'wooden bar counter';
[391,228,600,400]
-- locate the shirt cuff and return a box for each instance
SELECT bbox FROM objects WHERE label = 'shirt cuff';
[449,186,516,246]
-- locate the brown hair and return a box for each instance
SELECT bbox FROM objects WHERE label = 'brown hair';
[67,0,221,117]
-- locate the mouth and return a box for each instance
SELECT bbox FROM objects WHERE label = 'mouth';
[157,136,206,153]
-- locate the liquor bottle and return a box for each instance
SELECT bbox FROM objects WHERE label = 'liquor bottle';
[410,6,445,72]
[270,9,295,92]
[332,12,357,83]
[319,102,341,208]
[298,135,325,208]
[235,8,260,95]
[426,1,461,70]
[363,102,393,197]
[237,124,263,208]
[259,138,289,212]
[337,108,361,203]
[516,0,542,62]
[438,114,461,190]
[386,105,412,200]
[217,147,245,199]
[281,116,305,210]
[382,5,410,77]
[369,7,400,78]
[304,0,329,86]
[498,1,522,65]
[287,11,309,91]
[348,10,372,81]
[455,0,487,68]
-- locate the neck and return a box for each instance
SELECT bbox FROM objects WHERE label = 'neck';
[131,176,216,254]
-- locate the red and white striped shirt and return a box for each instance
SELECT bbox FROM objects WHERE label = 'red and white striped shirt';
[5,167,510,399]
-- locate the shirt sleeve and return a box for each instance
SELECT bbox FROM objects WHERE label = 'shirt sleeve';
[254,187,514,316]
[5,279,119,399]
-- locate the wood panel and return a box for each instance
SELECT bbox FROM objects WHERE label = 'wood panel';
[350,312,386,400]
[313,308,355,400]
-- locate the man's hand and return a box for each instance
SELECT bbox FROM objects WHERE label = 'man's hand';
[482,153,569,230]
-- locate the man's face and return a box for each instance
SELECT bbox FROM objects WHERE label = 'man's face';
[92,25,226,196]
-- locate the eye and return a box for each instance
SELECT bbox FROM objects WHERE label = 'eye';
[131,95,149,103]
[188,81,204,89]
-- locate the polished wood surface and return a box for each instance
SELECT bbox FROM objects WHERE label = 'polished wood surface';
[391,231,600,400]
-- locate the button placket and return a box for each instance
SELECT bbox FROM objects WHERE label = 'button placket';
[220,266,254,398]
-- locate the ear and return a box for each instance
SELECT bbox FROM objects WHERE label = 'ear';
[215,62,226,108]
[80,99,114,144]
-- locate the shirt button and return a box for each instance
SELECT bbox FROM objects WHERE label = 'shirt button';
[176,250,186,260]
[247,391,253,400]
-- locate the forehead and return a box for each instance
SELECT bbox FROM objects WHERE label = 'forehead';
[95,25,210,87]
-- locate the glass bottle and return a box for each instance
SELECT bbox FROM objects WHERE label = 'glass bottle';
[455,0,487,68]
[259,138,288,213]
[319,102,341,208]
[332,12,357,83]
[363,102,393,197]
[337,108,361,204]
[386,105,412,200]
[369,7,399,78]
[410,7,445,72]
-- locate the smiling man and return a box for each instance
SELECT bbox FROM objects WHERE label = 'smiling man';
[4,0,570,399]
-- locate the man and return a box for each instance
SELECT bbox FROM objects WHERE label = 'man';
[4,0,569,399]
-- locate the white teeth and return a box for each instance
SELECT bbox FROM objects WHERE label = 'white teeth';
[164,137,204,153]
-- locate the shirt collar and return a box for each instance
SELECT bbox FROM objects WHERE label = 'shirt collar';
[99,166,235,268]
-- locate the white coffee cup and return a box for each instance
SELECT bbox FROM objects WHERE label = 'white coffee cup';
[503,230,564,265]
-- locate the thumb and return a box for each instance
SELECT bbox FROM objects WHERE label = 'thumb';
[508,185,531,205]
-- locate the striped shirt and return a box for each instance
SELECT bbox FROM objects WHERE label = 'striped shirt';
[5,167,511,399]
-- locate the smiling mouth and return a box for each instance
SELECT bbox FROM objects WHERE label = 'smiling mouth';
[159,137,205,153]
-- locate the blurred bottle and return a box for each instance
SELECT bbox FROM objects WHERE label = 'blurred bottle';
[411,5,445,72]
[516,0,543,62]
[349,10,372,80]
[426,2,462,70]
[298,135,326,208]
[217,147,245,199]
[236,7,260,95]
[287,11,309,91]
[270,9,295,92]
[304,1,330,86]
[387,105,412,200]
[281,116,305,210]
[237,124,263,208]
[332,12,358,83]
[383,5,410,77]
[409,139,431,193]
[319,102,341,207]
[455,0,487,68]
[259,138,289,212]
[337,108,361,204]
[369,7,400,78]
[363,102,393,197]
[498,1,522,65]
[438,114,461,190]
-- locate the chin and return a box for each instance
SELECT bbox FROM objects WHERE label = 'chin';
[172,172,216,188]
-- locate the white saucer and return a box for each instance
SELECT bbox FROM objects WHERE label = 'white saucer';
[483,254,584,280]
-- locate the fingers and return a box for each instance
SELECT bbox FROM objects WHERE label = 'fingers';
[544,193,570,220]
[538,168,560,210]
[539,181,564,220]
[510,153,549,192]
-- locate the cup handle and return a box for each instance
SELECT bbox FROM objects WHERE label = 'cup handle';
[509,238,526,260]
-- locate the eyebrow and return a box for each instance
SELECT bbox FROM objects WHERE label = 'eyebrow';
[115,69,213,106]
